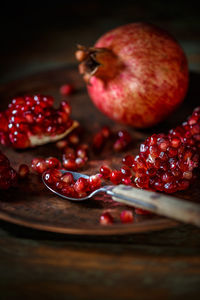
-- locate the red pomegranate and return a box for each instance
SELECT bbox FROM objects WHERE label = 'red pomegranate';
[76,23,188,128]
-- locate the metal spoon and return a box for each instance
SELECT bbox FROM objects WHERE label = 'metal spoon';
[42,169,200,227]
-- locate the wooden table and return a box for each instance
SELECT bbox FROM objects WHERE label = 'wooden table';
[0,2,200,299]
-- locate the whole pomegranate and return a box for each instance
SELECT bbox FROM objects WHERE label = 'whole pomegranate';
[76,23,188,128]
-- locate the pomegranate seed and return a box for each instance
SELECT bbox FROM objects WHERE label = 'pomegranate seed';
[122,155,135,167]
[76,148,87,159]
[120,210,134,223]
[68,133,80,145]
[18,164,29,178]
[64,148,76,159]
[92,132,104,151]
[60,101,71,115]
[99,212,113,225]
[45,157,61,169]
[89,174,102,190]
[62,157,77,170]
[75,157,86,168]
[99,165,111,179]
[110,170,122,184]
[56,140,68,149]
[120,166,131,178]
[44,169,62,185]
[61,172,74,185]
[62,185,76,197]
[101,126,111,138]
[74,177,88,193]
[60,84,74,96]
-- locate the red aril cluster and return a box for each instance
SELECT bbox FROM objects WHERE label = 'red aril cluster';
[92,126,131,152]
[132,108,200,193]
[0,151,18,189]
[31,157,61,174]
[100,165,134,186]
[0,95,77,149]
[100,107,200,194]
[43,169,102,198]
[62,144,88,170]
[92,126,111,152]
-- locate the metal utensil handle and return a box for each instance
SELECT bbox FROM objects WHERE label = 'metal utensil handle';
[108,185,200,227]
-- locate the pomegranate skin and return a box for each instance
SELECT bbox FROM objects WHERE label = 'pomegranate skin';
[83,23,188,128]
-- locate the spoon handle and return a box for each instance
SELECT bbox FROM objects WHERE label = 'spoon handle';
[108,185,200,227]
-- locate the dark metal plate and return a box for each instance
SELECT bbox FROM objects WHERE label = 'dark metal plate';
[0,65,199,235]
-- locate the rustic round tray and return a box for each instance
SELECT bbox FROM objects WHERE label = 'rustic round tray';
[0,65,199,235]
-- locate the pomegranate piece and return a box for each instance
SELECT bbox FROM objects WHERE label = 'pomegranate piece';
[0,150,18,189]
[120,210,134,223]
[99,212,113,225]
[132,107,200,193]
[18,164,29,178]
[76,23,188,128]
[0,95,78,148]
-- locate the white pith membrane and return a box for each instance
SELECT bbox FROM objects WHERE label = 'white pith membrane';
[29,120,79,147]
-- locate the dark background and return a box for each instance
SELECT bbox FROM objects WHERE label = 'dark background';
[0,0,200,84]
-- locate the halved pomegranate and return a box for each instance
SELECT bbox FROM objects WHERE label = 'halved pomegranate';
[0,95,79,148]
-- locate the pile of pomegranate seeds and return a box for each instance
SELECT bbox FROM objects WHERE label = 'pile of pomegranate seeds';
[133,108,200,193]
[100,107,200,194]
[92,126,132,152]
[0,95,77,148]
[100,164,134,186]
[43,169,101,198]
[62,144,88,171]
[0,151,18,189]
[31,157,61,174]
